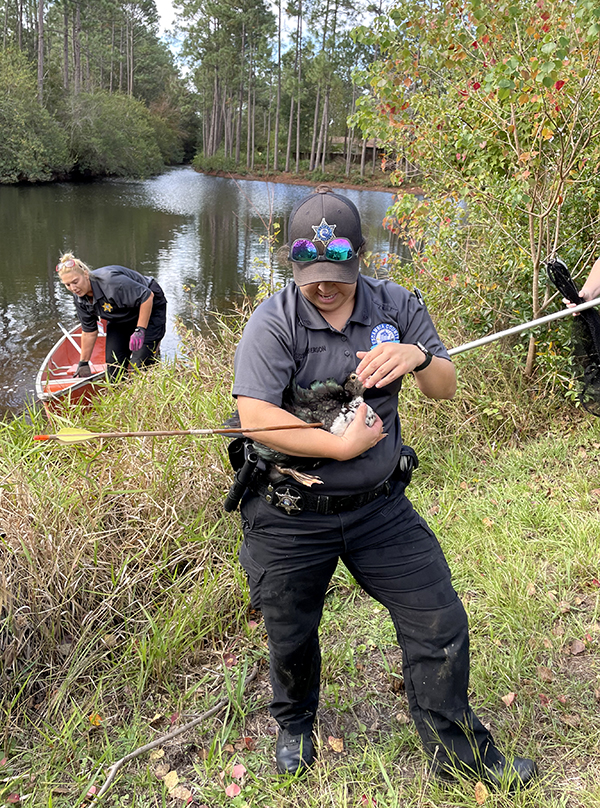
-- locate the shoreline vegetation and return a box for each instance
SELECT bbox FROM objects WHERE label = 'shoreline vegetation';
[2,316,600,806]
[190,164,421,196]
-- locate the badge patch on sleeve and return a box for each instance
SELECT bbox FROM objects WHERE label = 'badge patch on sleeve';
[370,323,400,345]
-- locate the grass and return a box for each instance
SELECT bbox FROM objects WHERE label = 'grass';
[1,316,600,806]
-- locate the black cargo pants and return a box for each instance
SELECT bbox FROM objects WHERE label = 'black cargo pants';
[239,478,498,771]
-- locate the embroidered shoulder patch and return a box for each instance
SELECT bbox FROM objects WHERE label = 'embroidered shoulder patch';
[370,323,400,345]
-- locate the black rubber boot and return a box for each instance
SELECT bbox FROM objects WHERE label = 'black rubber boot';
[275,729,315,775]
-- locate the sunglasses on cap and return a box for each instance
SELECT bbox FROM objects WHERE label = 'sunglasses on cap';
[289,237,355,263]
[56,259,75,272]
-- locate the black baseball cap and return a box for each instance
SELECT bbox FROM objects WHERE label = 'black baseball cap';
[288,187,364,286]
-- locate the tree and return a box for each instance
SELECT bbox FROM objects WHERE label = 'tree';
[355,0,600,375]
[0,48,70,182]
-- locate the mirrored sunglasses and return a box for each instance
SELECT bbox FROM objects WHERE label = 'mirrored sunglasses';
[56,259,75,272]
[290,237,355,263]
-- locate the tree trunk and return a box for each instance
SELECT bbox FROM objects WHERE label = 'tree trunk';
[235,23,245,166]
[294,0,302,174]
[273,0,281,172]
[62,2,69,90]
[320,90,330,171]
[360,137,367,177]
[73,1,81,94]
[36,0,44,102]
[309,86,320,171]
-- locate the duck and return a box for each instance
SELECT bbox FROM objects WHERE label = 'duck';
[227,372,377,486]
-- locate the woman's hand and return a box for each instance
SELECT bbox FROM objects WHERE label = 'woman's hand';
[335,403,386,461]
[356,343,424,389]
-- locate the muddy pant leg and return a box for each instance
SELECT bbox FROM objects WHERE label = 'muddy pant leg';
[238,497,340,735]
[341,484,495,770]
[104,321,133,379]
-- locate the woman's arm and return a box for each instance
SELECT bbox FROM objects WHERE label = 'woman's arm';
[136,292,154,328]
[79,330,98,362]
[579,258,600,301]
[237,396,385,462]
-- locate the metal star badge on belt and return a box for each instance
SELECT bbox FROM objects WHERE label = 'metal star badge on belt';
[312,218,336,246]
[274,486,304,514]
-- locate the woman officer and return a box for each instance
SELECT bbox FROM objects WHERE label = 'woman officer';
[231,187,537,789]
[56,253,167,378]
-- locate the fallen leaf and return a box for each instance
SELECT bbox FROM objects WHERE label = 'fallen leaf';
[0,757,7,766]
[558,601,571,613]
[223,652,238,668]
[163,770,179,790]
[395,711,411,725]
[560,714,581,727]
[170,785,193,801]
[234,736,255,751]
[88,713,102,726]
[571,639,586,655]
[475,780,489,804]
[149,748,165,761]
[482,517,494,527]
[231,763,246,780]
[328,735,344,753]
[149,713,165,727]
[594,688,600,702]
[248,620,259,630]
[154,763,170,779]
[557,695,568,705]
[86,786,98,798]
[501,692,516,707]
[537,665,553,683]
[197,748,209,760]
[6,795,21,805]
[225,783,241,797]
[428,504,440,515]
[223,743,235,753]
[170,712,180,725]
[526,582,536,597]
[360,796,377,806]
[539,693,551,706]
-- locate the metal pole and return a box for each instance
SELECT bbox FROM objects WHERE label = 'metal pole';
[448,296,600,357]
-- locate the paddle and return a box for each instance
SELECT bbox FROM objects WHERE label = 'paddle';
[33,422,324,445]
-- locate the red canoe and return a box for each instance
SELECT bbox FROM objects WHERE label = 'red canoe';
[36,321,108,414]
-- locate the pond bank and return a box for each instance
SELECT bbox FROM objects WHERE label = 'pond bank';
[192,166,422,196]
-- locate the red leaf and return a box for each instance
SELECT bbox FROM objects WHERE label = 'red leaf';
[0,758,7,766]
[501,692,516,707]
[472,82,481,90]
[554,80,565,90]
[471,41,478,48]
[539,693,551,705]
[6,796,21,805]
[170,712,180,726]
[225,783,241,798]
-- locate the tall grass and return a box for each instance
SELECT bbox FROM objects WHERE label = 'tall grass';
[1,304,600,806]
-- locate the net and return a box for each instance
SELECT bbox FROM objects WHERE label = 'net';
[547,257,600,416]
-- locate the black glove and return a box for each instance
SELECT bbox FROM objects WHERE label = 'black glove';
[73,361,92,378]
[129,326,146,352]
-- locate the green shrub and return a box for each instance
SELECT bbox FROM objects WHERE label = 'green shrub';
[0,49,71,183]
[65,90,163,178]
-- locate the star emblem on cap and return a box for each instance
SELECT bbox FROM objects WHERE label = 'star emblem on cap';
[312,218,336,246]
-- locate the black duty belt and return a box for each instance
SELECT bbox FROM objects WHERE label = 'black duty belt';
[251,478,392,516]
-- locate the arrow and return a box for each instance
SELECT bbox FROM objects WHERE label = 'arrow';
[33,422,324,446]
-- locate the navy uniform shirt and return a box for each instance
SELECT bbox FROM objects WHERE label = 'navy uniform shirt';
[233,274,451,496]
[72,266,167,342]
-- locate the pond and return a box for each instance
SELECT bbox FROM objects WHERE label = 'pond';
[0,167,400,416]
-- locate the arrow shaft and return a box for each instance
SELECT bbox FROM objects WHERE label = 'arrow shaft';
[449,296,600,356]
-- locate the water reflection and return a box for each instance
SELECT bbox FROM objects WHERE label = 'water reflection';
[0,168,398,415]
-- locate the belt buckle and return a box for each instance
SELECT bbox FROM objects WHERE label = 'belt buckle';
[273,484,305,514]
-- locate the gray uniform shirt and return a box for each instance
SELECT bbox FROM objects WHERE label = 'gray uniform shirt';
[233,275,451,496]
[73,266,166,342]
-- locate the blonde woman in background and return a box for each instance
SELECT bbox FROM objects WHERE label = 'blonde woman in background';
[56,254,167,378]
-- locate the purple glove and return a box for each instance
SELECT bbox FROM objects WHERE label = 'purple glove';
[73,361,92,378]
[129,326,146,352]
